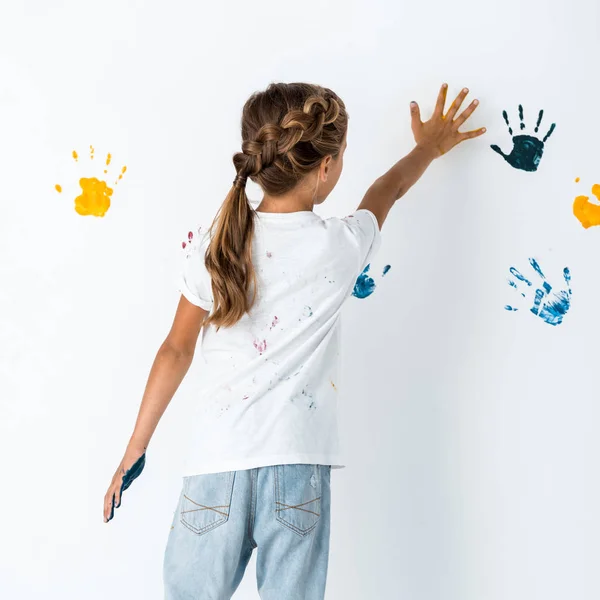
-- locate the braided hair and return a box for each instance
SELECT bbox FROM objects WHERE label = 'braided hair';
[203,82,348,329]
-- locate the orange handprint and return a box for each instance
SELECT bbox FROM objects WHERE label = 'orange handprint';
[573,181,600,229]
[55,145,127,217]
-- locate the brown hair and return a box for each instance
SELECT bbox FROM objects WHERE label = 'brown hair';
[203,82,348,329]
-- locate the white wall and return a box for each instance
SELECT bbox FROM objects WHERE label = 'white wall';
[2,1,599,598]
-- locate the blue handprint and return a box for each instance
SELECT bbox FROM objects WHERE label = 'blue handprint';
[491,105,556,172]
[352,264,391,299]
[504,258,572,326]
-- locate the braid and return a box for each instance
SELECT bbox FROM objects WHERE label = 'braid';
[205,83,347,330]
[235,96,342,179]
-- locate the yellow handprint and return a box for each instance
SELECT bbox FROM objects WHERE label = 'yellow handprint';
[573,179,600,229]
[55,145,127,217]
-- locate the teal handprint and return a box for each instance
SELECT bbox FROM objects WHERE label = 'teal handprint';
[491,105,556,172]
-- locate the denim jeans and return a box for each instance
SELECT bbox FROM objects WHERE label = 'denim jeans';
[163,463,331,599]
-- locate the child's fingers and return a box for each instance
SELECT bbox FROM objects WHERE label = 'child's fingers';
[459,127,487,141]
[103,488,113,522]
[433,83,448,117]
[445,87,469,121]
[410,101,421,130]
[453,99,480,129]
[104,489,115,522]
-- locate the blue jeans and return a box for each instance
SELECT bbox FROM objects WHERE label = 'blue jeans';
[163,464,332,599]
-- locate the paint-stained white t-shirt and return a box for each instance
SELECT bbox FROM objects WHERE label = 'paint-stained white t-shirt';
[178,208,381,476]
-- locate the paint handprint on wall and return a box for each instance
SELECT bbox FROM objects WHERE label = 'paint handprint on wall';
[491,105,556,172]
[352,264,391,299]
[504,258,572,326]
[573,181,600,229]
[55,145,127,217]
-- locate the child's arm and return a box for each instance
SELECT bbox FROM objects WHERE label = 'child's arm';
[103,295,207,522]
[358,84,486,229]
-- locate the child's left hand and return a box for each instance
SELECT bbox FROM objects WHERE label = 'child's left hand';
[410,84,486,157]
[103,446,146,523]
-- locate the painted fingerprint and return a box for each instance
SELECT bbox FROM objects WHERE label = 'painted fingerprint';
[504,258,572,326]
[253,339,267,354]
[291,385,316,410]
[490,105,555,172]
[55,145,127,217]
[573,182,600,229]
[181,225,204,257]
[352,264,392,299]
[298,305,313,322]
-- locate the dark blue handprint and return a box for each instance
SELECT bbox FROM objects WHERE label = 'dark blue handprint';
[491,105,556,172]
[352,264,391,299]
[504,258,572,326]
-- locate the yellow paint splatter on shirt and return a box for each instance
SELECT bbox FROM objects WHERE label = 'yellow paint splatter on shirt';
[55,184,62,193]
[573,183,600,229]
[575,177,580,183]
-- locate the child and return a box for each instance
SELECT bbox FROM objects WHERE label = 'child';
[103,81,484,599]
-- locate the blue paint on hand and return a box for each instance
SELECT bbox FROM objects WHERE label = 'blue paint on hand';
[491,105,555,172]
[505,258,572,326]
[352,264,392,299]
[107,452,146,522]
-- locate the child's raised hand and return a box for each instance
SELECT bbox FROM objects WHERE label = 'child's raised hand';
[410,84,486,158]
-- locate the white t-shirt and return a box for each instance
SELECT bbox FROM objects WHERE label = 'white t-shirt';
[178,208,381,476]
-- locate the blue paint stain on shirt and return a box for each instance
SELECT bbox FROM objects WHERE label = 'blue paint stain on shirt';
[353,265,376,298]
[352,264,392,299]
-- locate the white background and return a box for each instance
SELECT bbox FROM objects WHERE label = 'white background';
[1,1,599,598]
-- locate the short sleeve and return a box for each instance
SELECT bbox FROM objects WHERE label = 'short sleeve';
[178,233,214,311]
[340,209,382,273]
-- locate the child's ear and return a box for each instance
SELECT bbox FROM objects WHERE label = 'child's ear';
[321,156,332,180]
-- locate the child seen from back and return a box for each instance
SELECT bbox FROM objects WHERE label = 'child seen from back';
[103,81,485,599]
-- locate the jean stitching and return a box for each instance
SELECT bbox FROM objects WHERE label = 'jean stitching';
[248,469,257,548]
[275,497,321,517]
[181,495,229,518]
[180,515,226,536]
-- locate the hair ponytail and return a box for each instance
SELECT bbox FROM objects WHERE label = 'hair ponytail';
[203,82,348,329]
[203,174,256,330]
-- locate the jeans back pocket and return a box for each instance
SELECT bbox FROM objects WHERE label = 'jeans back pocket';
[180,470,235,536]
[274,464,323,536]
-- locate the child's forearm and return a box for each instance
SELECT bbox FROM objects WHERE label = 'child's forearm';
[358,143,439,227]
[379,143,439,202]
[127,342,195,450]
